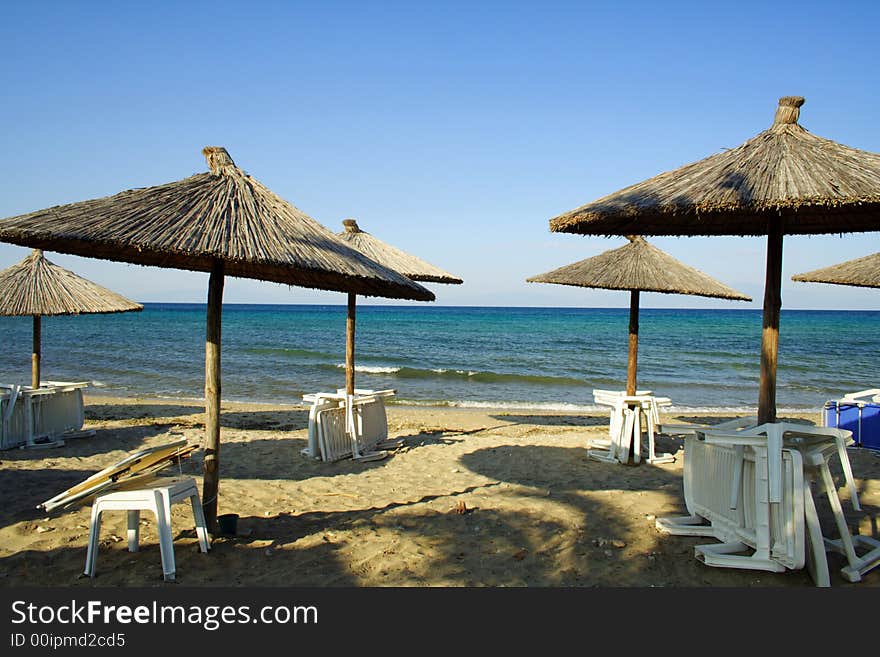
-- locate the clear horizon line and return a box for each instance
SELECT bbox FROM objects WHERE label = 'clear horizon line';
[130,301,879,312]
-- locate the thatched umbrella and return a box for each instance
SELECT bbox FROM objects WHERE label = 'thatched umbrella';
[336,218,463,394]
[792,252,880,289]
[0,147,434,531]
[549,96,880,424]
[527,236,750,395]
[0,249,143,388]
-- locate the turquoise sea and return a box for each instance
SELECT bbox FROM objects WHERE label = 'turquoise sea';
[0,304,877,412]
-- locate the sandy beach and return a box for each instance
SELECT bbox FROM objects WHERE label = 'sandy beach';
[0,394,878,588]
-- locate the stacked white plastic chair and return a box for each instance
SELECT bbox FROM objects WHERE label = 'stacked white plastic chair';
[0,381,92,450]
[657,422,805,575]
[656,420,880,586]
[302,389,396,462]
[590,388,674,464]
[303,393,342,460]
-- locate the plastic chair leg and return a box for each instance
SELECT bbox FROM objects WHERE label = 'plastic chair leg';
[695,541,786,572]
[655,514,717,537]
[631,409,641,464]
[752,449,772,562]
[84,503,102,577]
[817,462,860,567]
[730,445,745,510]
[836,537,880,583]
[802,480,830,587]
[766,425,784,504]
[153,490,176,581]
[811,461,880,582]
[619,408,635,463]
[608,404,622,443]
[127,510,140,552]
[835,436,861,511]
[644,412,674,464]
[189,492,211,552]
[345,395,361,459]
[306,407,318,458]
[590,405,629,463]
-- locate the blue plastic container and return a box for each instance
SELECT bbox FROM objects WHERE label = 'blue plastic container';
[823,400,880,451]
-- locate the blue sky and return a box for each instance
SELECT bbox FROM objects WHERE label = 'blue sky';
[1,1,878,309]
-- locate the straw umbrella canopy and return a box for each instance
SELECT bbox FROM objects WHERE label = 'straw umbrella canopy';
[0,249,143,388]
[527,236,750,395]
[0,146,434,531]
[792,252,880,289]
[549,96,880,424]
[336,218,463,394]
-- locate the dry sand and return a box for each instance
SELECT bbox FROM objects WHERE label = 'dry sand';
[0,395,878,588]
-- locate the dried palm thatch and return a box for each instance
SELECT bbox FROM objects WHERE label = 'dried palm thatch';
[792,252,880,289]
[550,97,880,236]
[337,219,463,284]
[0,249,143,316]
[0,249,142,388]
[547,96,880,424]
[0,148,433,301]
[335,218,463,395]
[527,236,750,300]
[528,237,750,394]
[0,146,434,532]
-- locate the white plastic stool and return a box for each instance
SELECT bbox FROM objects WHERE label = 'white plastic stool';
[84,477,210,581]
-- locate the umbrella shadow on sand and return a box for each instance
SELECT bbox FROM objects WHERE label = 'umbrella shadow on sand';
[218,435,424,481]
[0,536,360,587]
[1,423,180,461]
[86,403,310,432]
[448,444,852,586]
[0,484,501,586]
[85,402,204,422]
[212,446,823,586]
[190,427,467,483]
[218,409,310,432]
[0,467,100,526]
[391,429,468,447]
[490,413,610,427]
[460,444,682,493]
[667,415,816,427]
[193,480,714,587]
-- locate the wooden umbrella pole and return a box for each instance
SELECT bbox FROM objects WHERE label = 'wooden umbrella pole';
[32,314,41,389]
[202,259,225,532]
[758,219,784,425]
[626,290,639,396]
[346,292,356,395]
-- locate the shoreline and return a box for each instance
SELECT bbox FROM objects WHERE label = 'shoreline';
[81,389,827,418]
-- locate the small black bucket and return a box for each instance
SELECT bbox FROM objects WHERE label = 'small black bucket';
[217,513,239,536]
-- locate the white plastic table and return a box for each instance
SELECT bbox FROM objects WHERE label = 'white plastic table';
[84,476,210,582]
[590,389,674,465]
